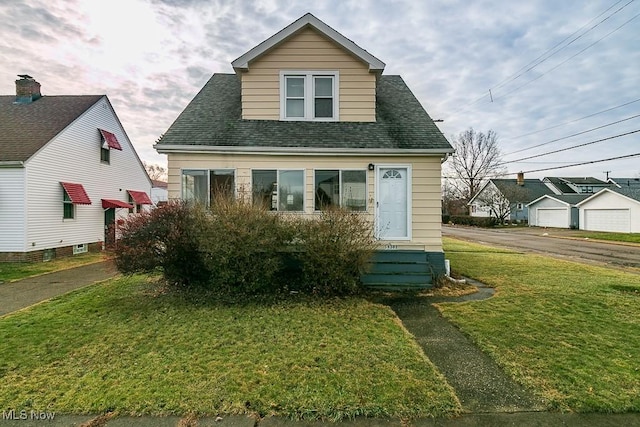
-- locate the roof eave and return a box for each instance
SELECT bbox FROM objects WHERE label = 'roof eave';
[154,144,452,156]
[231,13,385,73]
[0,161,25,168]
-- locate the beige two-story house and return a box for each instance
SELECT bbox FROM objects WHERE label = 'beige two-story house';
[155,13,454,287]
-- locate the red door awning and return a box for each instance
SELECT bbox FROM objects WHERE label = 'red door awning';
[127,190,153,205]
[102,199,134,209]
[99,129,123,150]
[60,182,92,205]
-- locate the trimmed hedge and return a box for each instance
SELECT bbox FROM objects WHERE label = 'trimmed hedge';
[447,215,497,228]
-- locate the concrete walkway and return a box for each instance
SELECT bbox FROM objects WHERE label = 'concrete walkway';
[0,260,118,317]
[378,278,546,413]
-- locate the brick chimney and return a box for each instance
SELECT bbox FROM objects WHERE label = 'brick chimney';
[517,171,525,186]
[15,74,42,104]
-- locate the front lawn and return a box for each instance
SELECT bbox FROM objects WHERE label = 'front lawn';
[0,276,459,420]
[0,253,105,283]
[441,237,640,413]
[569,231,640,244]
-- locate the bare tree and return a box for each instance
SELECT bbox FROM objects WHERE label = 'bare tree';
[143,161,168,181]
[444,128,505,203]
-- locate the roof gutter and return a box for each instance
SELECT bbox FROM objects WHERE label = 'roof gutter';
[154,144,454,157]
[0,161,25,168]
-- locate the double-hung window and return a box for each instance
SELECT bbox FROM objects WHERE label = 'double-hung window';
[63,189,74,219]
[252,169,304,212]
[314,170,367,211]
[281,71,338,121]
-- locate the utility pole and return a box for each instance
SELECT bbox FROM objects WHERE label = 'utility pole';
[603,171,611,180]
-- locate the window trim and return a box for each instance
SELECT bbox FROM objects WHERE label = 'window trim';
[279,70,339,121]
[250,168,306,212]
[313,169,368,211]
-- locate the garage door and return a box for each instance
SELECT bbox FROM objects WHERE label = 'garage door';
[537,209,567,228]
[584,209,630,233]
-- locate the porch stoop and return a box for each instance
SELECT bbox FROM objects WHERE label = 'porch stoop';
[361,250,445,290]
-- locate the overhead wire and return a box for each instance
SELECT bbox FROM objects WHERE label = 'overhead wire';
[507,97,640,140]
[441,0,636,116]
[500,129,640,164]
[502,113,640,156]
[492,10,640,102]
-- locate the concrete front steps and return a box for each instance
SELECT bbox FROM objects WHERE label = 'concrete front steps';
[361,250,438,290]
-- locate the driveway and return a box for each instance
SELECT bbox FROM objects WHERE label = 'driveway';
[443,225,640,270]
[0,261,118,316]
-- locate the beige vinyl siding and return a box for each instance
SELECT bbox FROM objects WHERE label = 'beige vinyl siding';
[241,27,377,122]
[168,153,443,251]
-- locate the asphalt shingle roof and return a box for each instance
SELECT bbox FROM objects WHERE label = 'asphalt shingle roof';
[156,73,453,152]
[0,95,103,162]
[544,194,590,205]
[610,177,640,189]
[491,179,555,203]
[611,187,640,202]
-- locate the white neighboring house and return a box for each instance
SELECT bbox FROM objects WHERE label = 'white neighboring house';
[151,180,168,205]
[576,187,640,233]
[0,75,152,262]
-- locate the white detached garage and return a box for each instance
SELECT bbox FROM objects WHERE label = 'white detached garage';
[527,194,589,229]
[576,188,640,233]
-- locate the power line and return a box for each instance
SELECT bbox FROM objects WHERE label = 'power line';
[502,113,640,156]
[491,0,633,94]
[500,129,640,164]
[442,0,636,116]
[508,97,640,140]
[519,152,640,174]
[493,11,640,102]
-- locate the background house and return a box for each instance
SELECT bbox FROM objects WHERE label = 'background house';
[0,75,152,262]
[155,13,454,287]
[468,174,554,223]
[542,177,611,195]
[151,180,168,205]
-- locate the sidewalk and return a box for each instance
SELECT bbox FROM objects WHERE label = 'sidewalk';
[0,260,118,317]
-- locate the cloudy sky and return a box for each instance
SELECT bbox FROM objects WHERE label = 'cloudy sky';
[1,0,638,180]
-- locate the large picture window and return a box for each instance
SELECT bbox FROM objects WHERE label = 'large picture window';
[280,71,338,121]
[314,170,366,211]
[181,169,235,206]
[252,169,304,212]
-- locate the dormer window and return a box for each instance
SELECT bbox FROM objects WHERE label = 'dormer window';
[280,71,339,121]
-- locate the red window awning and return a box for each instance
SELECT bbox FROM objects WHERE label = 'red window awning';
[99,129,122,151]
[128,190,153,205]
[102,199,134,209]
[60,182,92,205]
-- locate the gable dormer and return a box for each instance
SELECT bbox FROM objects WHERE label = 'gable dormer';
[232,13,385,123]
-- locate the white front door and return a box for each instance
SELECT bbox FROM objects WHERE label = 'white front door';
[377,167,410,240]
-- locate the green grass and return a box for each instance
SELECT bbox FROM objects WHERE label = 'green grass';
[0,253,105,282]
[569,231,640,244]
[0,276,460,420]
[441,237,640,413]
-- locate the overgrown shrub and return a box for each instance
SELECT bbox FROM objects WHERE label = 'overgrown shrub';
[113,200,210,287]
[293,208,376,296]
[449,215,497,228]
[113,198,376,296]
[198,195,293,294]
